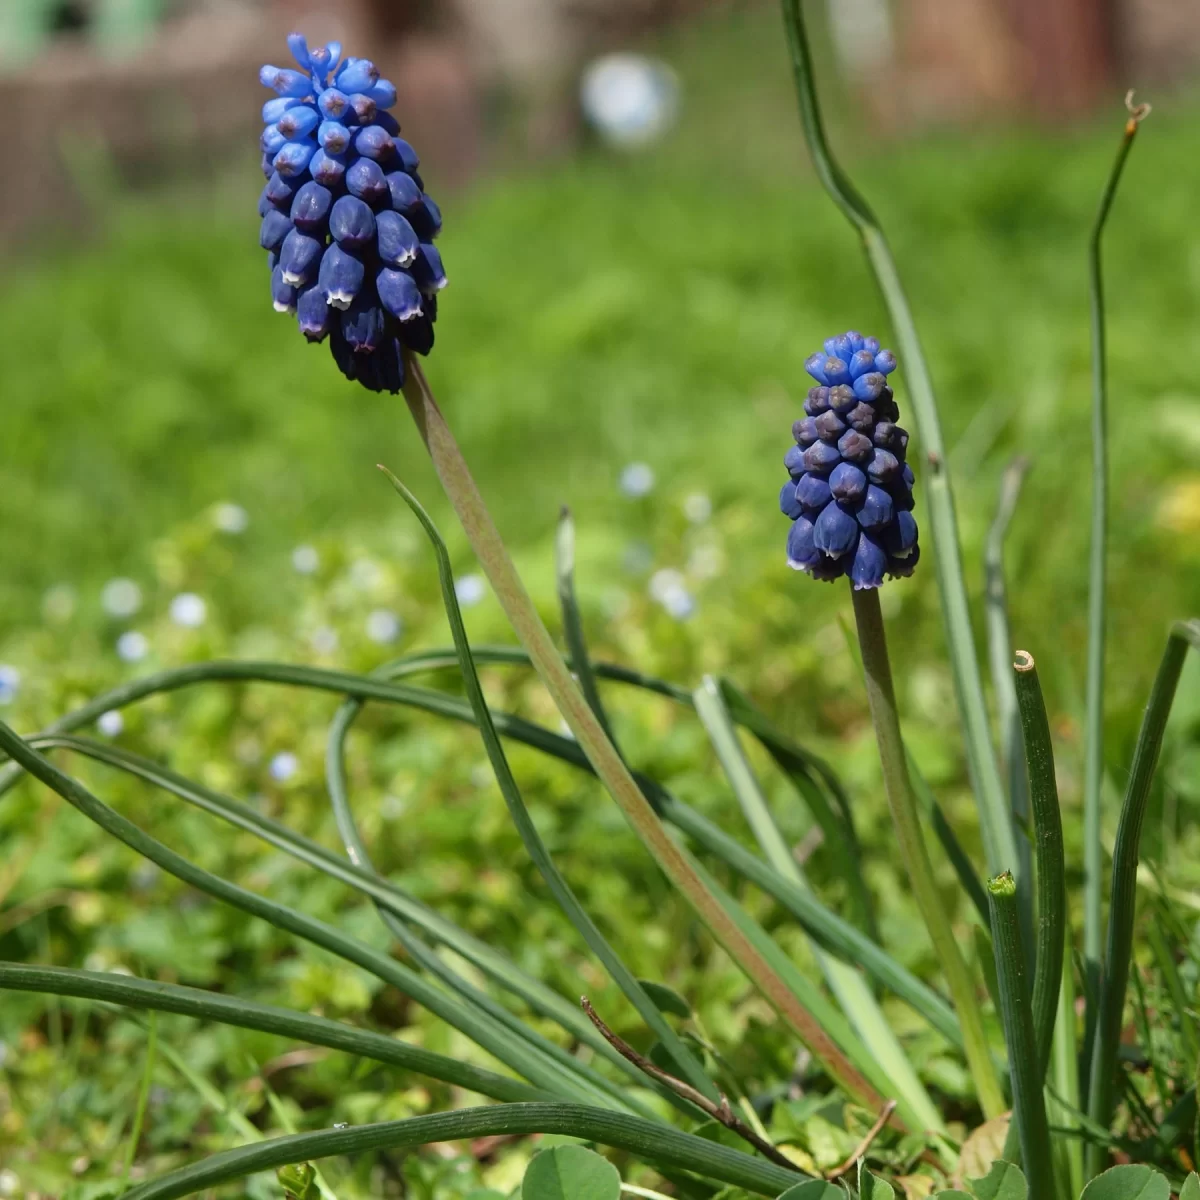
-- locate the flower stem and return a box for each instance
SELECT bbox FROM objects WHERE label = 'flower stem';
[849,585,1004,1118]
[399,354,890,1116]
[779,0,1017,885]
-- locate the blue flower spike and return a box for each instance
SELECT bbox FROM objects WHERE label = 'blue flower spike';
[257,35,444,393]
[783,332,919,587]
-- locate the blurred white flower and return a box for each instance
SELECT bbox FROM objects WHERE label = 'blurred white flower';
[0,665,18,706]
[169,593,207,628]
[622,541,654,575]
[102,578,142,618]
[98,710,124,737]
[270,752,298,782]
[213,502,249,534]
[455,574,486,607]
[649,568,696,620]
[117,631,149,663]
[350,558,384,590]
[682,492,712,524]
[619,462,655,498]
[580,53,680,148]
[311,626,339,654]
[292,545,320,574]
[0,1168,18,1197]
[131,862,159,892]
[366,609,402,644]
[687,543,723,580]
[42,583,76,623]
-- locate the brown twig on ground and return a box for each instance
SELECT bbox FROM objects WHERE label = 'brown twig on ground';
[825,1099,898,1181]
[580,996,800,1173]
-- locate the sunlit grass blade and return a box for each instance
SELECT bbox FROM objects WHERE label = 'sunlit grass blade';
[324,697,663,1119]
[986,459,1033,956]
[14,662,960,1046]
[0,961,548,1103]
[680,852,917,1143]
[692,677,945,1135]
[380,465,720,1105]
[717,679,875,939]
[1050,951,1083,1199]
[1086,619,1200,1176]
[777,0,1017,885]
[907,753,991,930]
[0,720,625,1106]
[851,587,1004,1119]
[1083,91,1151,1015]
[987,873,1057,1200]
[120,1103,807,1200]
[555,507,616,742]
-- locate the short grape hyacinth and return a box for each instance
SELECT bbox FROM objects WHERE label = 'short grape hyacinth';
[780,332,919,588]
[258,35,446,393]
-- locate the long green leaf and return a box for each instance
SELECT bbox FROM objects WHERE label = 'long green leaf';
[717,680,875,939]
[18,662,957,1050]
[0,720,625,1108]
[1084,96,1150,998]
[1086,620,1200,1176]
[0,962,546,1102]
[381,466,719,1104]
[987,875,1056,1200]
[777,0,1017,884]
[120,1103,806,1200]
[693,677,943,1135]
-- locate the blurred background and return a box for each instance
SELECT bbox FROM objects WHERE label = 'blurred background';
[2,0,1200,1192]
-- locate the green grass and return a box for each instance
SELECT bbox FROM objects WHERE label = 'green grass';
[1,3,1199,1191]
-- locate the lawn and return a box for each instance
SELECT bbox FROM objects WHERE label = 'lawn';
[1,3,1199,1192]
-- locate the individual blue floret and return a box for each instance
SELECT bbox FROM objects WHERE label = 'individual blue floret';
[256,34,445,393]
[782,332,919,588]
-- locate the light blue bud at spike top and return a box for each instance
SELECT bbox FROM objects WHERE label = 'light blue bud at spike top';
[781,332,919,588]
[257,35,445,393]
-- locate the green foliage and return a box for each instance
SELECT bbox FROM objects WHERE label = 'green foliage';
[1077,1166,1169,1200]
[1,2,1199,1196]
[521,1144,621,1200]
[968,1162,1028,1200]
[858,1164,895,1200]
[775,1181,841,1199]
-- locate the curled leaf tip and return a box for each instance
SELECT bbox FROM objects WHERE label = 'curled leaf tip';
[1124,89,1152,123]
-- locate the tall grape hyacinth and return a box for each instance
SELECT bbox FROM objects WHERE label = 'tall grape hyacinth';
[258,34,446,394]
[780,332,919,588]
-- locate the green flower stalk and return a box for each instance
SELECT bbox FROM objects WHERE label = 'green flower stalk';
[849,587,1005,1119]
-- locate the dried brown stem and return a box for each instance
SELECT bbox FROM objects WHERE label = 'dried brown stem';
[580,997,799,1172]
[825,1099,897,1181]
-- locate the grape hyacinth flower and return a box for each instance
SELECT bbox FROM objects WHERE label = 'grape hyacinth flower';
[258,34,446,393]
[780,331,919,589]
